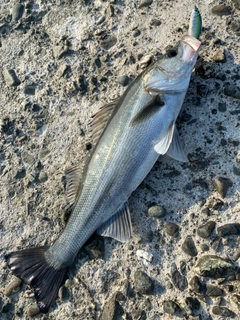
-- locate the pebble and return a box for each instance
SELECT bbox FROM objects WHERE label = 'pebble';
[139,0,153,8]
[212,306,235,318]
[150,19,161,26]
[58,286,70,301]
[12,3,24,21]
[116,75,129,87]
[100,36,117,50]
[3,69,21,86]
[163,300,179,315]
[189,276,204,294]
[27,304,40,317]
[148,205,166,218]
[4,277,22,296]
[131,310,146,320]
[211,237,222,251]
[211,5,232,16]
[182,236,198,257]
[197,221,216,239]
[164,222,179,238]
[136,250,153,265]
[134,270,154,294]
[171,263,188,291]
[233,165,240,176]
[212,48,225,62]
[139,54,153,69]
[224,84,240,99]
[200,243,209,252]
[230,20,240,32]
[217,223,240,236]
[38,171,48,183]
[197,84,208,97]
[194,255,234,278]
[100,294,123,320]
[85,239,104,260]
[213,176,233,198]
[57,64,67,78]
[206,284,223,297]
[24,85,36,95]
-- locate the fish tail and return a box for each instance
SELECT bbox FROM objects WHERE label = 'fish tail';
[5,246,67,313]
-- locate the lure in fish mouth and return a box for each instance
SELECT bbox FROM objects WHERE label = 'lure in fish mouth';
[4,11,202,314]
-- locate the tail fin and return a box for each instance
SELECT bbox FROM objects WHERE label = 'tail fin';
[5,246,67,313]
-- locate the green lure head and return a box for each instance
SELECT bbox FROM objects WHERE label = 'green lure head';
[188,6,202,39]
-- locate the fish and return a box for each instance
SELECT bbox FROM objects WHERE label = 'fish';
[188,6,202,39]
[5,34,201,313]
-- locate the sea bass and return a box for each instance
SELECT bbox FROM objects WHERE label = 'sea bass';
[5,35,201,313]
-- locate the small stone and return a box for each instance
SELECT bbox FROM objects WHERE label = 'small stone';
[233,165,240,176]
[163,300,179,315]
[224,84,240,99]
[217,223,240,237]
[189,276,204,294]
[211,237,222,251]
[206,284,223,297]
[197,84,209,97]
[211,5,232,16]
[200,243,209,252]
[139,54,153,69]
[3,69,21,86]
[148,205,166,218]
[171,263,188,291]
[133,29,141,37]
[139,0,153,8]
[213,176,233,198]
[116,75,129,87]
[100,294,123,320]
[134,271,154,294]
[57,64,67,78]
[212,48,225,62]
[21,151,35,165]
[85,238,104,260]
[24,85,36,95]
[58,286,70,301]
[194,255,234,278]
[27,304,40,317]
[100,36,117,50]
[38,171,48,183]
[164,222,179,238]
[182,236,198,257]
[212,306,235,318]
[131,310,145,320]
[230,20,240,32]
[150,19,161,26]
[5,277,22,296]
[12,3,24,21]
[197,221,216,239]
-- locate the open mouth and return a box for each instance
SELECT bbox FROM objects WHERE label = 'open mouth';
[182,35,201,52]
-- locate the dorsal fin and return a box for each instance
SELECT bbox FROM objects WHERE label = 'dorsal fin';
[89,99,118,145]
[64,164,82,211]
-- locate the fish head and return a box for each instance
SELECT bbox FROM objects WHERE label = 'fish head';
[144,35,201,94]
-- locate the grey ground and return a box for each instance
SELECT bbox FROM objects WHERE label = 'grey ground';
[0,0,240,319]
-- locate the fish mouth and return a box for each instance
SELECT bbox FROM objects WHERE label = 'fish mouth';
[181,35,201,62]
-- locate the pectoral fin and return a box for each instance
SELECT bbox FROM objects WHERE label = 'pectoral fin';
[154,121,175,154]
[97,203,132,243]
[130,95,164,126]
[166,127,188,162]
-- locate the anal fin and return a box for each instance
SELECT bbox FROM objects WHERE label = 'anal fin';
[166,126,188,162]
[97,203,132,243]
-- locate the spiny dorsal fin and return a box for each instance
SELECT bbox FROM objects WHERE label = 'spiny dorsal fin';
[129,95,164,126]
[97,203,132,243]
[89,99,119,145]
[64,164,82,210]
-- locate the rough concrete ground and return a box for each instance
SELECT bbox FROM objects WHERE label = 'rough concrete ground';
[0,0,240,319]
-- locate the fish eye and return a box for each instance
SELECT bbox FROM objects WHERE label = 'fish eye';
[167,48,178,58]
